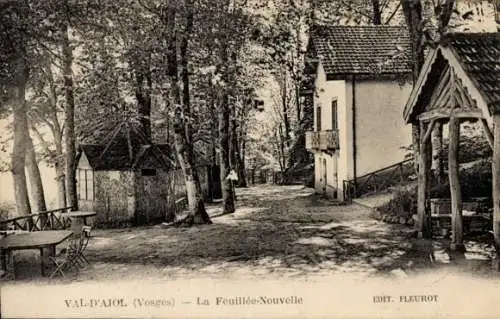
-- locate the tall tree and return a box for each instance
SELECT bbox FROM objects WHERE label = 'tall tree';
[177,0,211,223]
[219,70,235,213]
[61,13,78,211]
[11,56,32,216]
[1,1,32,216]
[162,0,211,224]
[30,61,67,208]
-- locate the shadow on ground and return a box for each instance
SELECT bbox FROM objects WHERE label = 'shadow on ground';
[5,185,499,283]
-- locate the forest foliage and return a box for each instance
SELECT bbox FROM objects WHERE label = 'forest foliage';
[0,0,497,223]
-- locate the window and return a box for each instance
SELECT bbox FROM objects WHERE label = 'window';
[331,99,338,130]
[141,168,157,176]
[316,105,322,131]
[78,169,94,200]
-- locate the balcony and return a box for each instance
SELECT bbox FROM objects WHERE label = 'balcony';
[305,130,339,152]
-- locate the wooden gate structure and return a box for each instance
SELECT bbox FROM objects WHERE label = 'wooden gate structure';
[403,33,500,269]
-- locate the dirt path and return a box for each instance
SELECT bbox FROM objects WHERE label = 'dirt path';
[3,185,498,285]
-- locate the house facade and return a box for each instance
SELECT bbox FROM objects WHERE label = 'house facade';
[304,25,414,201]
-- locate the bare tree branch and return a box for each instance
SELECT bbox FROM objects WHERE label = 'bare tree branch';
[384,2,402,24]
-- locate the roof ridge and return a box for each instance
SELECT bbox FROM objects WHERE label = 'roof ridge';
[308,24,412,76]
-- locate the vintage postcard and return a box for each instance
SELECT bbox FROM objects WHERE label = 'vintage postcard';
[0,0,499,318]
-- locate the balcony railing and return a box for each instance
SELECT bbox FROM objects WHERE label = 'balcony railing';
[305,130,339,151]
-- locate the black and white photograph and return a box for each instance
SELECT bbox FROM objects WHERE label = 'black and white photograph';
[0,0,499,318]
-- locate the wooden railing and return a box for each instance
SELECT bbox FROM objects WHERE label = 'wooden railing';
[305,130,339,151]
[343,159,415,202]
[0,206,73,231]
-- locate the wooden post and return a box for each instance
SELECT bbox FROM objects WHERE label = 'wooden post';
[480,118,494,149]
[448,115,465,252]
[412,123,420,173]
[492,114,500,270]
[431,122,444,184]
[417,121,432,238]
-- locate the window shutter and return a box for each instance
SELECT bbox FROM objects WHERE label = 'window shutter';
[331,100,338,130]
[316,105,322,131]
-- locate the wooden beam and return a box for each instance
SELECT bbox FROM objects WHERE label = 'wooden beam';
[422,119,438,144]
[480,118,494,149]
[441,47,492,123]
[454,77,476,109]
[403,48,439,123]
[430,65,453,110]
[449,115,465,252]
[493,114,500,270]
[417,121,432,238]
[417,108,484,122]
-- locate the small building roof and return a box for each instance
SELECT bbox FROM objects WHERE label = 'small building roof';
[78,125,174,171]
[403,32,500,123]
[446,33,500,113]
[307,25,412,77]
[79,141,173,171]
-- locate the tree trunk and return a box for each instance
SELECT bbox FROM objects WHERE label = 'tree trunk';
[448,116,464,252]
[47,62,67,209]
[25,134,47,213]
[230,101,238,169]
[11,57,31,217]
[31,125,66,208]
[237,130,247,187]
[173,129,211,224]
[282,72,291,149]
[372,0,382,24]
[295,84,301,123]
[492,114,500,270]
[279,125,286,175]
[230,104,247,188]
[62,21,77,211]
[52,110,67,210]
[172,1,211,225]
[55,161,67,209]
[133,54,152,141]
[219,93,235,214]
[402,1,424,173]
[431,122,444,183]
[218,39,235,214]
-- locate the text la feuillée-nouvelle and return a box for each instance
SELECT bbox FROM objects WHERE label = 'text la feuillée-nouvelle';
[64,295,304,308]
[63,294,439,309]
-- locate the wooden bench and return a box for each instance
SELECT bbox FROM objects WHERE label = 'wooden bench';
[428,198,492,237]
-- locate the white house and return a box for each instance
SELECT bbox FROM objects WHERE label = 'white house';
[304,25,414,201]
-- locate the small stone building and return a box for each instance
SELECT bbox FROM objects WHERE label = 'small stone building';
[76,135,182,226]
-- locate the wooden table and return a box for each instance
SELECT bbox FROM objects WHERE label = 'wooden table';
[62,211,96,226]
[0,230,73,277]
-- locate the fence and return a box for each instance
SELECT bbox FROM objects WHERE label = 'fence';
[0,206,73,231]
[343,159,415,202]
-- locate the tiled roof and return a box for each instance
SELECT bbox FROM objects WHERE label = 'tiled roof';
[446,32,500,113]
[79,136,173,171]
[309,25,412,76]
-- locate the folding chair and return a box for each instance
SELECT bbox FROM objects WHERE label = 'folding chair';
[73,226,92,267]
[49,236,80,278]
[49,226,92,278]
